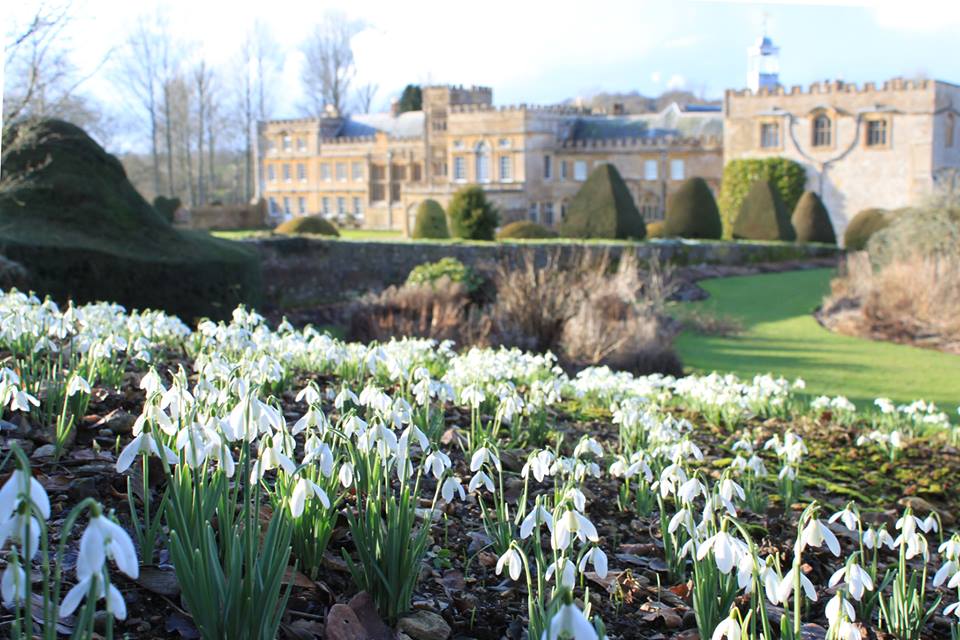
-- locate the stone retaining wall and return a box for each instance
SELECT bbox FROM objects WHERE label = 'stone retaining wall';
[249,237,839,309]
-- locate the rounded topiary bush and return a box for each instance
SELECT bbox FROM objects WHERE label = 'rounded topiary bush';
[448,186,499,240]
[497,220,558,240]
[664,177,722,239]
[645,221,667,238]
[732,179,796,241]
[411,200,449,239]
[843,208,890,250]
[275,215,340,237]
[560,163,646,239]
[791,191,836,244]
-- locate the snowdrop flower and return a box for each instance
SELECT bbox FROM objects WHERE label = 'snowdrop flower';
[60,510,139,620]
[698,530,746,575]
[678,478,705,503]
[0,469,51,522]
[825,593,858,640]
[862,526,895,550]
[468,470,494,494]
[519,503,554,539]
[67,375,92,397]
[1,556,27,607]
[578,546,608,579]
[115,428,179,473]
[544,557,577,588]
[334,386,359,411]
[829,561,873,601]
[800,518,841,556]
[552,509,599,551]
[289,477,330,518]
[338,462,354,488]
[573,437,603,459]
[711,612,742,640]
[945,601,960,621]
[496,547,523,581]
[295,384,321,405]
[440,476,465,503]
[544,601,598,640]
[10,389,39,412]
[424,451,451,479]
[777,566,818,604]
[828,504,860,532]
[470,447,501,472]
[522,450,554,483]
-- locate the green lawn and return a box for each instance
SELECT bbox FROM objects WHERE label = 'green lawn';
[675,269,960,412]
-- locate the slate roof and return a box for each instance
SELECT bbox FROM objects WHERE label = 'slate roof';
[566,103,722,142]
[334,111,425,138]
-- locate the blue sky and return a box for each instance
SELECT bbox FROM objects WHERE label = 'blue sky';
[19,0,960,118]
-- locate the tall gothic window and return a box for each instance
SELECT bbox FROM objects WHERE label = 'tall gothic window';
[812,115,832,147]
[475,142,490,183]
[947,113,956,148]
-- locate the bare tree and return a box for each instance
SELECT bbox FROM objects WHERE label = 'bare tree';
[113,14,172,198]
[193,60,214,205]
[233,20,280,202]
[300,12,362,117]
[355,82,378,114]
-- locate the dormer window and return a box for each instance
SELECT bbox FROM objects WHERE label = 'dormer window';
[282,135,292,151]
[812,114,832,147]
[498,138,511,148]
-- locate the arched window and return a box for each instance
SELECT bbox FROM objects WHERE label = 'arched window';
[812,114,832,147]
[475,142,490,183]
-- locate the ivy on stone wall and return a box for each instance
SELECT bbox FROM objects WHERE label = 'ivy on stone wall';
[718,158,807,238]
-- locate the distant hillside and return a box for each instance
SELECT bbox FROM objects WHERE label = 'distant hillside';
[565,90,722,114]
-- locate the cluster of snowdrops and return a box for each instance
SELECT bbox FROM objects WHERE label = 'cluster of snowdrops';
[0,288,958,640]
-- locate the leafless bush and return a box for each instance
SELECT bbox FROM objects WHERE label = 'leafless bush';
[350,249,684,375]
[348,278,475,343]
[822,252,960,352]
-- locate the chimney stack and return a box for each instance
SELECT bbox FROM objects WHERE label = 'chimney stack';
[390,98,400,117]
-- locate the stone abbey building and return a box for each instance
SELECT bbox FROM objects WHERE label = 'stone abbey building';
[259,86,722,232]
[260,35,960,237]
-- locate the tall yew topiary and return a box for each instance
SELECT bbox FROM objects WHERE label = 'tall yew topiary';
[719,158,806,237]
[411,199,449,239]
[447,186,499,240]
[560,163,646,239]
[732,179,796,241]
[664,177,722,239]
[791,191,836,244]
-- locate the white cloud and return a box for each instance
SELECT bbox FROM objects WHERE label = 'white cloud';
[666,73,687,90]
[650,71,662,84]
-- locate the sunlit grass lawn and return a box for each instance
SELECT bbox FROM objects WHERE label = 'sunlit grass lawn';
[675,268,960,412]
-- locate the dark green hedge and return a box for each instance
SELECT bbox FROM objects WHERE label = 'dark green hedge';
[0,118,261,321]
[497,220,558,240]
[664,177,723,239]
[560,163,646,239]
[732,179,796,241]
[275,215,340,236]
[448,186,499,240]
[791,191,836,244]
[719,157,806,237]
[411,200,450,239]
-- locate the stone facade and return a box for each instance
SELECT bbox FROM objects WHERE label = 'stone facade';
[260,86,722,233]
[724,78,960,237]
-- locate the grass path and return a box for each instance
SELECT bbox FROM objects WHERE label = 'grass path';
[675,268,960,412]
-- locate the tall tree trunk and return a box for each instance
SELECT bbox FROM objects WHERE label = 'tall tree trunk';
[163,82,175,197]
